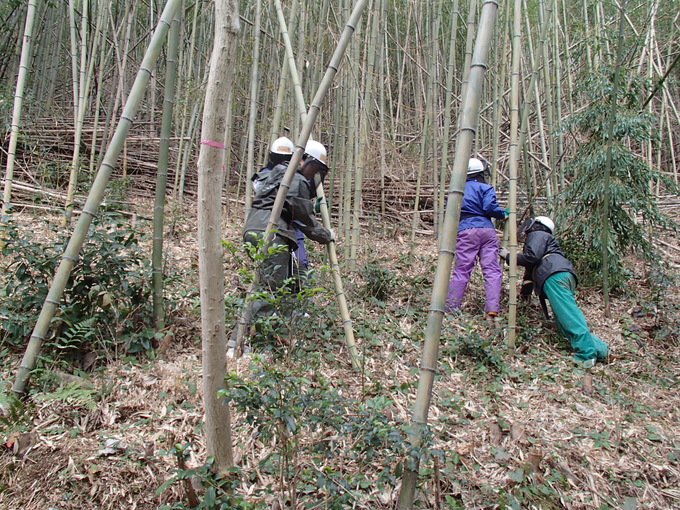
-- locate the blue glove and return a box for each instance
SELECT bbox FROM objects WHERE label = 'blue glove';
[503,207,510,217]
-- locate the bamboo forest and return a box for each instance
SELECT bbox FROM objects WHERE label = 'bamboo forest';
[1,0,679,508]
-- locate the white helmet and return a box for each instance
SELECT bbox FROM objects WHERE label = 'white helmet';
[270,137,295,155]
[534,216,555,234]
[467,157,485,175]
[304,139,329,168]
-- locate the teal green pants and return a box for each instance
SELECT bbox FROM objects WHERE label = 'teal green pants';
[543,272,609,361]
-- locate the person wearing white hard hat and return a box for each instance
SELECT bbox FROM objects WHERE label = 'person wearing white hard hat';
[499,216,609,367]
[446,157,509,325]
[290,139,331,274]
[251,136,296,193]
[243,138,333,320]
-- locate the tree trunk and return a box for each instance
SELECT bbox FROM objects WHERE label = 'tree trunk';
[198,0,240,476]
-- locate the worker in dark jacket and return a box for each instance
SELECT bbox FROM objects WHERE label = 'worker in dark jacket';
[244,140,334,318]
[500,216,609,366]
[252,136,309,270]
[446,157,508,324]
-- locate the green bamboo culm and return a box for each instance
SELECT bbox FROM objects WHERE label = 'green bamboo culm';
[506,0,523,351]
[229,0,369,355]
[153,11,181,331]
[2,0,38,217]
[273,0,361,370]
[12,0,183,396]
[397,1,499,507]
[244,0,262,217]
[601,0,629,318]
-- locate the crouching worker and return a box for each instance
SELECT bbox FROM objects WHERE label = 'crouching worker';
[243,139,334,320]
[500,216,609,366]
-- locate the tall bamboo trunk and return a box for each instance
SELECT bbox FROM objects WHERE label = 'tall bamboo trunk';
[2,0,38,217]
[229,0,368,358]
[153,11,181,331]
[601,0,629,318]
[507,0,523,351]
[397,2,499,506]
[244,0,262,216]
[437,0,461,239]
[12,0,183,397]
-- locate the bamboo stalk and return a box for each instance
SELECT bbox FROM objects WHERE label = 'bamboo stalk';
[1,0,37,217]
[244,0,262,217]
[153,11,180,331]
[437,0,461,240]
[507,0,523,351]
[601,0,629,318]
[12,0,183,396]
[228,0,368,360]
[397,1,499,506]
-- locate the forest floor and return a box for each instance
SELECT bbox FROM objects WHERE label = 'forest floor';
[0,202,678,510]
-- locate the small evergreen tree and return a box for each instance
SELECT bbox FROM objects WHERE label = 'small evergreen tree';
[557,68,677,288]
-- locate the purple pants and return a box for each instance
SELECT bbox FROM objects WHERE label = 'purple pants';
[446,227,502,313]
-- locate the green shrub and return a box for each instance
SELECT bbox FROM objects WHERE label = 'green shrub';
[0,214,155,360]
[360,260,396,302]
[558,67,678,288]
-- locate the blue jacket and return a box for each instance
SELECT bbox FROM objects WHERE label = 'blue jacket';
[458,178,505,231]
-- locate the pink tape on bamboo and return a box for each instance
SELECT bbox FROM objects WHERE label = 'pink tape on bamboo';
[200,139,225,149]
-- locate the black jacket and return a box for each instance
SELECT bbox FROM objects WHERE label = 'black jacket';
[244,163,332,248]
[517,230,576,299]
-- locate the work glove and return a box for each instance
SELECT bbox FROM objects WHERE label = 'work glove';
[499,247,510,262]
[328,228,336,243]
[503,207,511,218]
[314,196,329,213]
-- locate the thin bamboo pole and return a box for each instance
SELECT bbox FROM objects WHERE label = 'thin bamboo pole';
[153,11,181,331]
[244,0,262,217]
[491,0,511,190]
[12,0,183,396]
[351,1,375,269]
[437,1,461,239]
[276,0,360,369]
[172,0,200,202]
[378,0,387,217]
[601,0,629,319]
[397,2,499,506]
[65,0,91,223]
[538,0,557,196]
[410,3,437,250]
[273,0,306,128]
[506,0,522,351]
[458,0,478,125]
[2,0,37,217]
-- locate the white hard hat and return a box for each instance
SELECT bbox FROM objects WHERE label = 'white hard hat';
[270,137,295,155]
[534,216,555,234]
[467,158,485,175]
[304,140,328,168]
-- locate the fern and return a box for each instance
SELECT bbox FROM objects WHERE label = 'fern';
[34,381,97,410]
[53,316,97,351]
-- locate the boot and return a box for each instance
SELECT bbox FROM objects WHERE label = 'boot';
[486,311,501,329]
